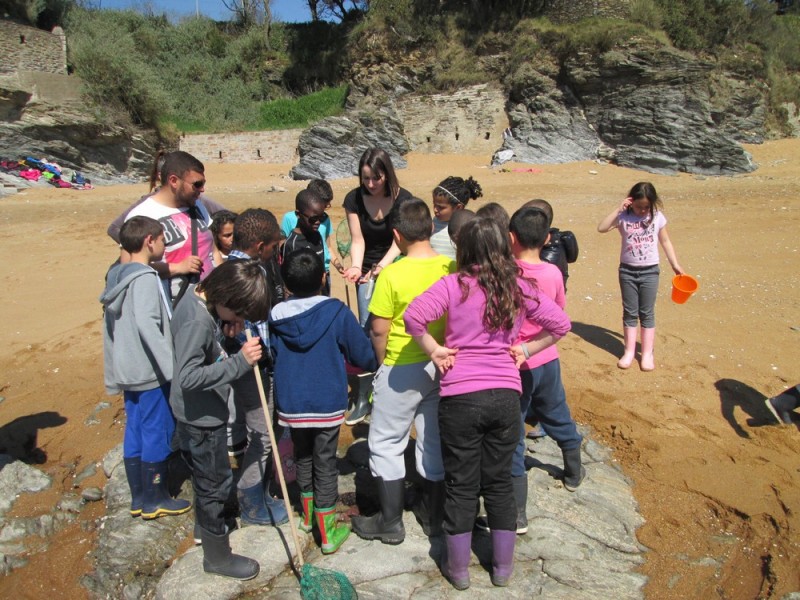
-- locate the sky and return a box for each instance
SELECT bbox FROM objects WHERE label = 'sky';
[95,0,312,23]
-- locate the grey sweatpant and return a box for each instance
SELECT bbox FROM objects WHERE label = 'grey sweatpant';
[619,263,660,328]
[368,361,444,482]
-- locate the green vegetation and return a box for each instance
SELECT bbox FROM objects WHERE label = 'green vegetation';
[52,0,800,139]
[258,85,349,129]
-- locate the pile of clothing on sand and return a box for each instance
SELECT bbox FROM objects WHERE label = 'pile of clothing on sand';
[0,156,93,190]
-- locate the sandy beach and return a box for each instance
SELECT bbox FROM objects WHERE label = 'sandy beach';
[0,139,798,598]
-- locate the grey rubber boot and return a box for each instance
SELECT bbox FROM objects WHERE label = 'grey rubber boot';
[200,528,259,580]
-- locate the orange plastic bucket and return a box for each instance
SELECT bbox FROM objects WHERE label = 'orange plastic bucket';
[671,274,698,304]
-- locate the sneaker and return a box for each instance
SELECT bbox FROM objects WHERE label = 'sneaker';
[765,397,793,425]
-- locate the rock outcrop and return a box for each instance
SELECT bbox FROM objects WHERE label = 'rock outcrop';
[562,42,757,175]
[333,37,764,177]
[289,110,409,180]
[0,74,156,187]
[493,40,760,175]
[82,430,647,600]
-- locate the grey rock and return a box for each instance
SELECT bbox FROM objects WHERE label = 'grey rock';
[102,444,123,479]
[82,487,104,502]
[128,428,645,600]
[563,43,756,176]
[84,401,113,427]
[0,78,154,185]
[501,64,600,164]
[0,457,52,516]
[57,493,84,514]
[0,552,27,576]
[543,559,648,600]
[289,111,409,181]
[74,463,97,486]
[83,452,195,599]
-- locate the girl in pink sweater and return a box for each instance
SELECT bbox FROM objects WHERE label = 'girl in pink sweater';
[404,217,570,590]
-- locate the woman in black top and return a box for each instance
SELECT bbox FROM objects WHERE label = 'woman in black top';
[342,148,412,327]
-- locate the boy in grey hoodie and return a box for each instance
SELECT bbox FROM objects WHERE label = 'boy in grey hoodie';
[100,216,191,521]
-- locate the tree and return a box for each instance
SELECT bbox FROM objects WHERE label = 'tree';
[222,0,271,27]
[306,0,368,21]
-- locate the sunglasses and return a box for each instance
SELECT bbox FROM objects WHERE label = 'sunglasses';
[297,211,327,225]
[180,177,206,190]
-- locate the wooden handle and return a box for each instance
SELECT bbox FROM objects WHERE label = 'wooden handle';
[245,331,305,568]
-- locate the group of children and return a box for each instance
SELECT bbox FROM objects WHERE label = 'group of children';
[102,147,690,589]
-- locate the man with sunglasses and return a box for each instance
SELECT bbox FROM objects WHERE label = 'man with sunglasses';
[126,151,216,303]
[281,189,330,295]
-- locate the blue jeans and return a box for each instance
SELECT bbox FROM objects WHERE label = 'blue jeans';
[179,421,233,535]
[512,360,582,478]
[619,263,660,328]
[355,280,372,328]
[439,388,519,534]
[123,384,174,463]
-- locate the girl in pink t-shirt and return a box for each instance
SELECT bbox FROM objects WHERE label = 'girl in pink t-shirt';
[597,182,684,371]
[405,217,570,590]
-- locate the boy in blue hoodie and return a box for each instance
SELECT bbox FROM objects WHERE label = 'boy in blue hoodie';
[100,216,191,521]
[269,248,377,554]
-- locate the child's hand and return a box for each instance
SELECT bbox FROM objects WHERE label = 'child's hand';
[620,197,633,212]
[430,345,458,375]
[510,345,527,368]
[240,337,263,366]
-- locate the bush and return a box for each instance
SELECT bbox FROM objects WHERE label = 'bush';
[257,85,349,129]
[66,9,170,128]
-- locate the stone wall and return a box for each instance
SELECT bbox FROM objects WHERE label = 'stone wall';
[545,0,631,23]
[0,20,67,76]
[396,83,508,154]
[178,129,302,164]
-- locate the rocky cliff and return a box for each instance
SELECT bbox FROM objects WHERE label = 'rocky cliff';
[292,36,766,179]
[0,72,156,187]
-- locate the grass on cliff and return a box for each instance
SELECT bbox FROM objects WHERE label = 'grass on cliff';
[63,0,800,139]
[165,85,349,134]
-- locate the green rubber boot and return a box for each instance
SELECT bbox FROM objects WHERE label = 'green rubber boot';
[315,506,350,554]
[299,491,314,533]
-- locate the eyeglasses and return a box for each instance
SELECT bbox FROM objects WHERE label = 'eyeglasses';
[180,178,206,190]
[297,211,327,225]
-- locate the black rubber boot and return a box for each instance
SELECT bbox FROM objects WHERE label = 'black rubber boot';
[351,478,405,544]
[562,447,586,492]
[200,528,260,580]
[414,479,445,537]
